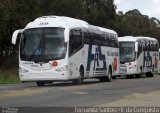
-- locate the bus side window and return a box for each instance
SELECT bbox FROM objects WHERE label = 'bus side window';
[115,38,119,48]
[147,41,150,51]
[69,29,83,56]
[105,34,109,46]
[110,35,115,47]
[145,41,148,51]
[150,41,154,51]
[148,41,150,51]
[114,38,117,48]
[142,41,145,51]
[108,35,111,47]
[102,34,106,46]
[138,41,142,57]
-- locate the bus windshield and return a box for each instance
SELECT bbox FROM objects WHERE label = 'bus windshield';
[119,42,135,63]
[20,28,66,62]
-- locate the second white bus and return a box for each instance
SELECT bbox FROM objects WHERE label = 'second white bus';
[118,36,159,78]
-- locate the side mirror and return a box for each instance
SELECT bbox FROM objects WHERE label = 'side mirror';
[135,42,138,52]
[64,28,69,42]
[12,29,23,44]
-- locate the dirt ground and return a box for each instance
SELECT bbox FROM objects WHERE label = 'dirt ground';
[98,90,160,107]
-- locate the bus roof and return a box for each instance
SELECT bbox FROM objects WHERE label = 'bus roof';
[118,36,157,42]
[25,16,117,35]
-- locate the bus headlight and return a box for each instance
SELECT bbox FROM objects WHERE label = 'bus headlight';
[55,65,68,72]
[19,67,29,73]
[129,65,136,69]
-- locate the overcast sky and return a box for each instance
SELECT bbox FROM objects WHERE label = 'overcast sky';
[114,0,160,20]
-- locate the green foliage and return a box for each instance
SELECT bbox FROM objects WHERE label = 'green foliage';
[0,0,116,69]
[115,9,160,42]
[0,69,20,84]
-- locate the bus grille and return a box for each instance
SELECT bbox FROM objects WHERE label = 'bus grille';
[119,64,127,74]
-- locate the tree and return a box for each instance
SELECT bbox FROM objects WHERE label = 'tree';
[0,0,117,69]
[115,9,160,42]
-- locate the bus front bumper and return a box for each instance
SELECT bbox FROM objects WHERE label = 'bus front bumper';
[19,71,70,82]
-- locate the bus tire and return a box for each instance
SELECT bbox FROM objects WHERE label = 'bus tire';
[135,74,140,78]
[99,77,107,82]
[126,75,134,79]
[135,66,144,78]
[135,73,145,78]
[146,72,154,77]
[73,67,84,85]
[112,76,117,79]
[106,67,112,82]
[36,81,45,86]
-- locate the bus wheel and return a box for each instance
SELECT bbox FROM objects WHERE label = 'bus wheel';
[127,75,134,79]
[106,67,112,82]
[135,74,145,78]
[73,68,84,85]
[135,74,140,78]
[36,81,45,86]
[99,68,112,82]
[146,72,154,77]
[99,77,107,82]
[112,76,117,79]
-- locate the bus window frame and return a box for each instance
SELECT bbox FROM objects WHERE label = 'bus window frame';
[69,28,84,57]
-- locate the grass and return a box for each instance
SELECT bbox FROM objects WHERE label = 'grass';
[0,69,159,84]
[0,69,21,84]
[153,71,159,76]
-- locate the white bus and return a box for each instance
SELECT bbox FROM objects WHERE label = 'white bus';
[118,36,159,78]
[12,16,119,86]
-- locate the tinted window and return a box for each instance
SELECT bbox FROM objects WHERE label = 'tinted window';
[120,42,135,63]
[83,28,118,48]
[69,29,83,56]
[150,41,154,51]
[20,27,66,62]
[138,41,142,57]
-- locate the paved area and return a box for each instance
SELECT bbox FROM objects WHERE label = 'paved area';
[97,90,160,107]
[0,76,160,107]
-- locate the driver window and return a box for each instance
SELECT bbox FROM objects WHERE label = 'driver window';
[69,28,83,56]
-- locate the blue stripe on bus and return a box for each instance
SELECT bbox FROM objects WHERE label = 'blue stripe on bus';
[86,45,107,72]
